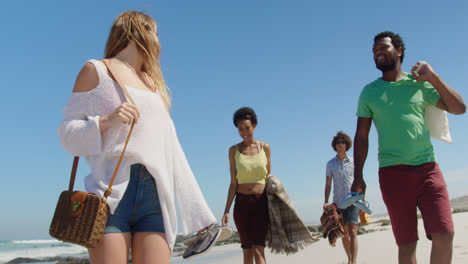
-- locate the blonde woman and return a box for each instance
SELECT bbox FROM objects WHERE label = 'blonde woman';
[58,11,225,264]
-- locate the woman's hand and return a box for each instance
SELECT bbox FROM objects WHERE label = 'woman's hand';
[222,212,230,226]
[99,103,140,133]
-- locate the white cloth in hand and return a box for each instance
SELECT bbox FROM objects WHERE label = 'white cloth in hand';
[425,105,452,144]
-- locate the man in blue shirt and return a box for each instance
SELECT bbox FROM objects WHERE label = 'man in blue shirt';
[325,131,358,264]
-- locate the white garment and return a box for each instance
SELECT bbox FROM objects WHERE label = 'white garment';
[58,59,216,250]
[425,105,452,144]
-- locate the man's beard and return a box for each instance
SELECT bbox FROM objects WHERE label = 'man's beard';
[376,59,397,72]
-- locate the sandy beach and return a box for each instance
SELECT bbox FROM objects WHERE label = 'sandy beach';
[172,211,468,264]
[2,212,466,264]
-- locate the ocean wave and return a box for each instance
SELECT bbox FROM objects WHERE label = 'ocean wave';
[11,239,59,245]
[0,243,87,264]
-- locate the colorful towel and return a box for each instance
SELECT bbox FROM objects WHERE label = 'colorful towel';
[320,203,345,246]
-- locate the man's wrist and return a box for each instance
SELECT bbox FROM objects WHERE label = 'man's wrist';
[354,172,363,179]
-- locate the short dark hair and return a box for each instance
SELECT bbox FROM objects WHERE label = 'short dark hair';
[374,31,406,63]
[233,107,258,127]
[332,131,352,151]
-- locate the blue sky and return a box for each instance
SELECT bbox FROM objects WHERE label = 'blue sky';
[1,0,467,240]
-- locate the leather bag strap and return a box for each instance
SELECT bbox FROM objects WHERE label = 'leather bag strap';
[68,59,136,200]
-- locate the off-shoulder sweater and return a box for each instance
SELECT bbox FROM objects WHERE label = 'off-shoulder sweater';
[58,59,216,250]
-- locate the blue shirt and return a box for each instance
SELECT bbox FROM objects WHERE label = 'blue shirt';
[326,156,354,208]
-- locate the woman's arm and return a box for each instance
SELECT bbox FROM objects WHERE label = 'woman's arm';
[58,62,103,156]
[75,61,140,134]
[222,146,238,226]
[72,62,99,93]
[58,62,140,156]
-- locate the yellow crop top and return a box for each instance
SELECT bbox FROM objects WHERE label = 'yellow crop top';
[235,145,268,184]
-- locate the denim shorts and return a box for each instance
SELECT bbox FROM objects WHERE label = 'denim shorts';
[104,164,165,234]
[341,205,359,225]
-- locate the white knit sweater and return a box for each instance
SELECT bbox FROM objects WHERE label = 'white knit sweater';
[58,59,216,250]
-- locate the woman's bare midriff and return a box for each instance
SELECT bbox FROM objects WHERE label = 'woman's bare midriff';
[237,183,265,195]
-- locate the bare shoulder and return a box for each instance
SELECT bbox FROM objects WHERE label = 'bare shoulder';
[72,62,100,93]
[259,141,270,151]
[229,144,238,154]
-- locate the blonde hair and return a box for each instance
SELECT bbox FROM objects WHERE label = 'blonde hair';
[105,11,171,107]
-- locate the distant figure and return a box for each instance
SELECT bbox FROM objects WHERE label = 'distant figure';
[352,31,466,264]
[222,107,271,264]
[324,131,358,264]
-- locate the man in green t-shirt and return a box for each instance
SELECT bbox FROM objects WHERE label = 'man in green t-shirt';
[351,31,466,264]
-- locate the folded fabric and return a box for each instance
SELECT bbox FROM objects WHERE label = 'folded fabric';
[425,105,452,144]
[320,203,344,247]
[265,174,314,255]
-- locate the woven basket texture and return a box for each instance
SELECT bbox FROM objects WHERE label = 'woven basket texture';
[50,191,109,248]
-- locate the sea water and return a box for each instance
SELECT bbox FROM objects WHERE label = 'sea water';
[0,239,241,264]
[0,239,87,264]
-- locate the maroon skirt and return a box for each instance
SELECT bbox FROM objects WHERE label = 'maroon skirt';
[233,192,269,249]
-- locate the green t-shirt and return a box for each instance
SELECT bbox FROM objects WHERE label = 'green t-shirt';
[357,73,441,168]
